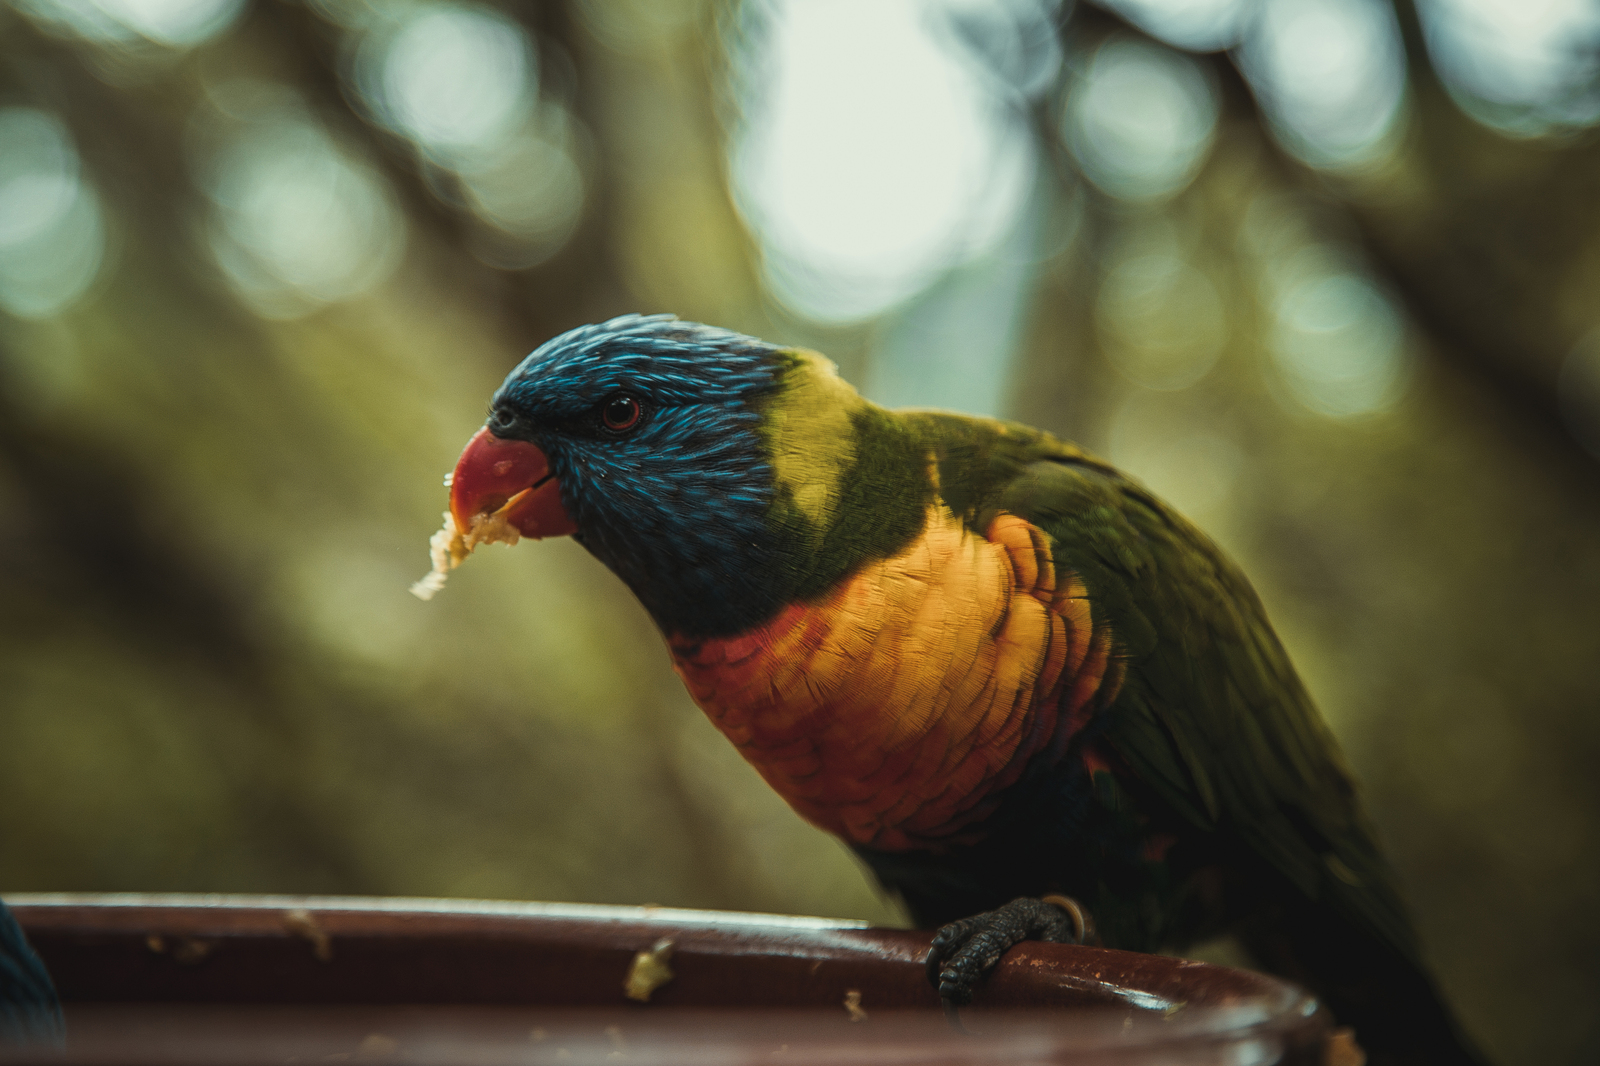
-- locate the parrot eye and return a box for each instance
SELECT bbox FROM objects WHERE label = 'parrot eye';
[600,394,644,434]
[488,407,516,433]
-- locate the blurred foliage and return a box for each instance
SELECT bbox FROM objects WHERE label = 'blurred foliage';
[0,1,1597,1064]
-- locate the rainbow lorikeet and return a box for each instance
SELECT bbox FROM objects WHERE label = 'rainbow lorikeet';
[426,315,1485,1066]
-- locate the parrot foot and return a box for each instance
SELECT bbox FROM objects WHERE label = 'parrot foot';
[925,895,1096,1013]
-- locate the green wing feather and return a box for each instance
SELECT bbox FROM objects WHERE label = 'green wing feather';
[902,410,1420,966]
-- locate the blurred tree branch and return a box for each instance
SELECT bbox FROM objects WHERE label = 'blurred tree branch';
[1075,0,1600,482]
[1352,0,1600,466]
[250,0,628,360]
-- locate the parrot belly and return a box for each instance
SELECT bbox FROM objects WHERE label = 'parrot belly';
[669,508,1121,851]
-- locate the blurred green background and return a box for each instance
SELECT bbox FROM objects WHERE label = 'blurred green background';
[1,0,1598,1062]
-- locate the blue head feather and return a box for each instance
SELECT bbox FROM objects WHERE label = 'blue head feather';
[491,314,790,637]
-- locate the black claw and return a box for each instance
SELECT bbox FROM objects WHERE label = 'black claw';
[923,896,1090,1011]
[925,944,944,990]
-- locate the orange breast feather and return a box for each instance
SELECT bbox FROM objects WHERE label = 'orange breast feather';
[669,508,1120,852]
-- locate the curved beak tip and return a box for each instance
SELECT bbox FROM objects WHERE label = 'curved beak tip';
[448,427,576,543]
[412,427,578,601]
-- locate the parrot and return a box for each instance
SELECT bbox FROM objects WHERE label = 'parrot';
[0,899,62,1046]
[426,314,1487,1066]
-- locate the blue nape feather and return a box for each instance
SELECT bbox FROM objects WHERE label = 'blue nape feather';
[490,314,791,637]
[0,900,63,1046]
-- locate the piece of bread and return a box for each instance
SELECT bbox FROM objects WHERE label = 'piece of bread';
[409,504,526,601]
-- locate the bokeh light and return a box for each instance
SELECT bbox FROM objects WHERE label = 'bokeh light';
[1238,0,1406,169]
[939,0,1064,99]
[729,0,1038,324]
[1559,329,1600,458]
[197,84,405,319]
[452,116,587,266]
[1096,0,1252,53]
[365,3,535,161]
[1064,37,1219,202]
[352,2,586,268]
[0,107,106,319]
[1268,259,1410,418]
[1418,0,1600,137]
[13,0,246,48]
[863,198,1057,417]
[1096,224,1226,390]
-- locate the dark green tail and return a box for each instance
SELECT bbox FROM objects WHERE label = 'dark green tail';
[1237,882,1490,1066]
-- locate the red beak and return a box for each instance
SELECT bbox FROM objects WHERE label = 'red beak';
[449,427,577,541]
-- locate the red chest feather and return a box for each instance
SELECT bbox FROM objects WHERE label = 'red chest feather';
[669,508,1121,852]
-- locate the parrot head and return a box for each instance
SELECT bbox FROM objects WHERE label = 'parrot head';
[445,313,895,637]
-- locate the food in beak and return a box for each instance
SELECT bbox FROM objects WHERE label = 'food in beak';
[410,428,576,600]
